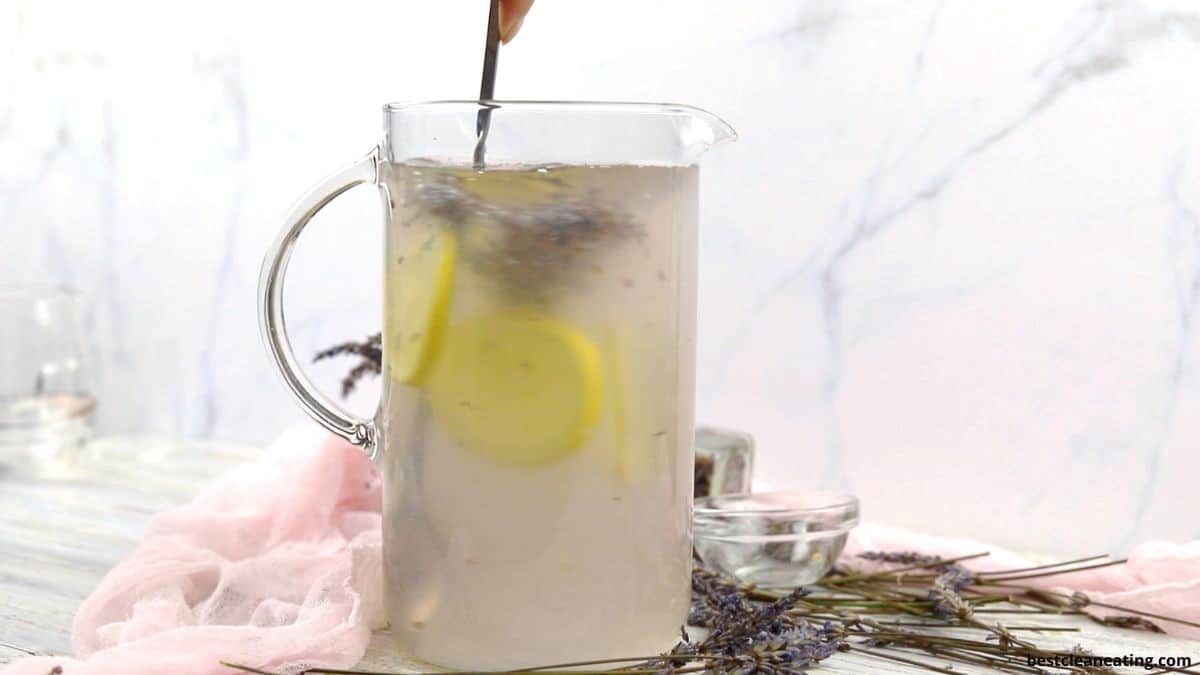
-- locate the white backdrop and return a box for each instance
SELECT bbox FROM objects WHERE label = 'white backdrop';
[3,0,1200,553]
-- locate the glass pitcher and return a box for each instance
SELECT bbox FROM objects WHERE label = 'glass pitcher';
[259,101,734,669]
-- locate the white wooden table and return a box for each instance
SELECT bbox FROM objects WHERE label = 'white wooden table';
[1,437,1196,673]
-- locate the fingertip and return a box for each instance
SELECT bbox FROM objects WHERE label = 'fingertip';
[499,16,525,44]
[498,0,534,43]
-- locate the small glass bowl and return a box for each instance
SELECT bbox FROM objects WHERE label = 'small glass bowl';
[694,491,859,588]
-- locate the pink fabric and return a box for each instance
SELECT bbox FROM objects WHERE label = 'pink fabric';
[4,431,1198,675]
[2,427,385,675]
[846,523,1200,639]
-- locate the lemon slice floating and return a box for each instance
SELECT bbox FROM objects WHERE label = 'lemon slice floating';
[428,312,603,466]
[385,229,457,385]
[454,167,582,207]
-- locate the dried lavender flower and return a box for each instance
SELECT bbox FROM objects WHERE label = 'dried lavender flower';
[936,565,974,590]
[314,333,382,396]
[857,550,941,566]
[928,568,974,620]
[685,568,843,674]
[1100,615,1164,633]
[408,172,642,299]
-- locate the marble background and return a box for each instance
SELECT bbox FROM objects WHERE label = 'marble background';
[3,0,1199,554]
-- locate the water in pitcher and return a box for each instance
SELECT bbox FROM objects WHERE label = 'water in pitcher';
[378,161,698,669]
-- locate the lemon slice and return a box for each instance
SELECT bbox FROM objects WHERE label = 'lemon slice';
[428,312,603,466]
[385,229,457,384]
[604,329,636,481]
[603,325,673,482]
[453,166,582,207]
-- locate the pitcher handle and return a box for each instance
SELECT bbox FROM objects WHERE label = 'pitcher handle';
[258,147,380,454]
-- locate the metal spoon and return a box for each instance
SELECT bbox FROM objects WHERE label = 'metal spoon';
[473,0,501,169]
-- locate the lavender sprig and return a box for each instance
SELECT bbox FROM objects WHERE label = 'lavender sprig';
[313,333,381,396]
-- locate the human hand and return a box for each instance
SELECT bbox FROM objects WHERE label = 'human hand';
[499,0,534,43]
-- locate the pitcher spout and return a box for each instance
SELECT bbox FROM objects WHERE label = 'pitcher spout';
[686,106,738,149]
[670,104,737,163]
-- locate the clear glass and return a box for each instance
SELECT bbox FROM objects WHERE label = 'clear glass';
[259,101,734,670]
[0,286,95,469]
[694,492,859,589]
[694,425,755,498]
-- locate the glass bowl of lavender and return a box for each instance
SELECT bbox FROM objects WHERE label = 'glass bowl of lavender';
[694,491,859,589]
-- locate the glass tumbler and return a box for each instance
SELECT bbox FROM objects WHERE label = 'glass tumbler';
[694,425,755,498]
[0,286,95,465]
